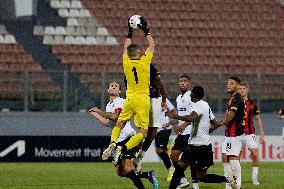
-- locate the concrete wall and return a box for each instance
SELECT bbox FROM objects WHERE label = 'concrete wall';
[0,112,282,136]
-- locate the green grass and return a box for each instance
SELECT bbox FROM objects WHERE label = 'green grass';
[0,162,283,189]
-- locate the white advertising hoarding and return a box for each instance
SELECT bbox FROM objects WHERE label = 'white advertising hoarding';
[143,135,284,162]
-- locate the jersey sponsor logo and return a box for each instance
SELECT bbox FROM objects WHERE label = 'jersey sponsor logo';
[0,140,25,157]
[179,107,186,111]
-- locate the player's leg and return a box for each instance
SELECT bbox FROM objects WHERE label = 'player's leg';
[102,120,127,160]
[134,97,161,169]
[117,147,146,189]
[222,138,235,189]
[169,152,190,189]
[170,135,190,187]
[133,127,157,172]
[195,144,227,185]
[124,96,150,151]
[103,99,133,160]
[155,129,174,181]
[111,97,133,144]
[138,170,158,189]
[250,148,260,185]
[246,134,260,185]
[227,136,243,189]
[123,159,145,189]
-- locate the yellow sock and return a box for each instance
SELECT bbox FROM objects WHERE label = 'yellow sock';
[111,127,121,143]
[125,133,144,150]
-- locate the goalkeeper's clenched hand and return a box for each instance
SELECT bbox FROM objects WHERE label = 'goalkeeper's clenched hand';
[138,16,150,36]
[127,19,134,38]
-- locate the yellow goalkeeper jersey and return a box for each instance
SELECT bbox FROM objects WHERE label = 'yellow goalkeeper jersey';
[123,52,153,96]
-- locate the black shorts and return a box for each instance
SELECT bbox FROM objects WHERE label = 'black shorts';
[155,129,172,150]
[115,137,136,165]
[171,134,190,151]
[180,144,214,171]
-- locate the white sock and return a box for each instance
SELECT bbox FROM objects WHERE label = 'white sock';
[252,167,258,179]
[230,160,241,186]
[223,162,233,182]
[192,182,199,189]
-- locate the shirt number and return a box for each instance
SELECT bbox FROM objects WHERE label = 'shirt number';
[132,67,139,84]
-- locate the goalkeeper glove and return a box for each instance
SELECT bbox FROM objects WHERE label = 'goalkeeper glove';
[127,19,134,38]
[138,16,150,36]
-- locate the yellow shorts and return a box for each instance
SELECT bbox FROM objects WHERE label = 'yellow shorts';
[118,95,150,129]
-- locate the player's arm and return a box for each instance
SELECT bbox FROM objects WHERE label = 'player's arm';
[164,109,178,128]
[166,110,193,134]
[255,115,265,144]
[219,95,242,125]
[175,121,190,134]
[156,75,167,110]
[89,107,119,121]
[219,110,235,126]
[123,19,133,55]
[145,35,155,54]
[123,38,131,56]
[166,110,198,122]
[138,17,155,54]
[209,119,222,134]
[89,111,109,126]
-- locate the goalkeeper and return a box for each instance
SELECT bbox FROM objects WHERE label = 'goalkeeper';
[102,16,155,165]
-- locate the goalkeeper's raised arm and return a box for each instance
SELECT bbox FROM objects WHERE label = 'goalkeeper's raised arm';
[123,19,133,55]
[138,17,155,54]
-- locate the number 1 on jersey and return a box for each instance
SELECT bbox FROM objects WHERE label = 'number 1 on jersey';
[132,67,139,84]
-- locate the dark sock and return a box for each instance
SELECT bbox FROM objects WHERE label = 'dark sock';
[169,166,184,189]
[139,171,149,179]
[158,152,172,170]
[199,174,227,183]
[173,162,185,178]
[141,128,157,151]
[190,162,198,183]
[126,170,145,189]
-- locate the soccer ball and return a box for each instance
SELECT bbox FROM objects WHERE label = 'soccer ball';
[129,15,141,30]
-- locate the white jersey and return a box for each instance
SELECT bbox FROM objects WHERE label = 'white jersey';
[158,98,176,132]
[106,97,136,142]
[176,91,193,135]
[189,100,215,146]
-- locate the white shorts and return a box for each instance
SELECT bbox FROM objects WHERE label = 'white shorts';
[149,97,162,128]
[221,136,243,156]
[242,134,258,150]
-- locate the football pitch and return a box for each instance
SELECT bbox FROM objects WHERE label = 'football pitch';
[0,162,283,189]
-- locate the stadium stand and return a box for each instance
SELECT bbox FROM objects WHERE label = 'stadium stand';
[0,0,284,111]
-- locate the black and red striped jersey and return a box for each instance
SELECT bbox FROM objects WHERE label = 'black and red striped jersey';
[225,93,245,137]
[243,99,260,135]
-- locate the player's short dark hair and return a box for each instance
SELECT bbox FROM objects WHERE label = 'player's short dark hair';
[179,74,191,81]
[192,86,204,99]
[229,76,241,84]
[127,44,139,58]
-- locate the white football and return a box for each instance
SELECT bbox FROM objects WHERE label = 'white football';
[129,15,141,30]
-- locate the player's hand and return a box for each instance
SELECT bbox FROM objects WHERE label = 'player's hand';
[259,135,265,144]
[165,111,175,118]
[127,19,134,38]
[137,16,150,36]
[89,111,99,118]
[175,125,185,134]
[162,123,169,129]
[173,124,179,134]
[161,102,167,112]
[89,107,99,113]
